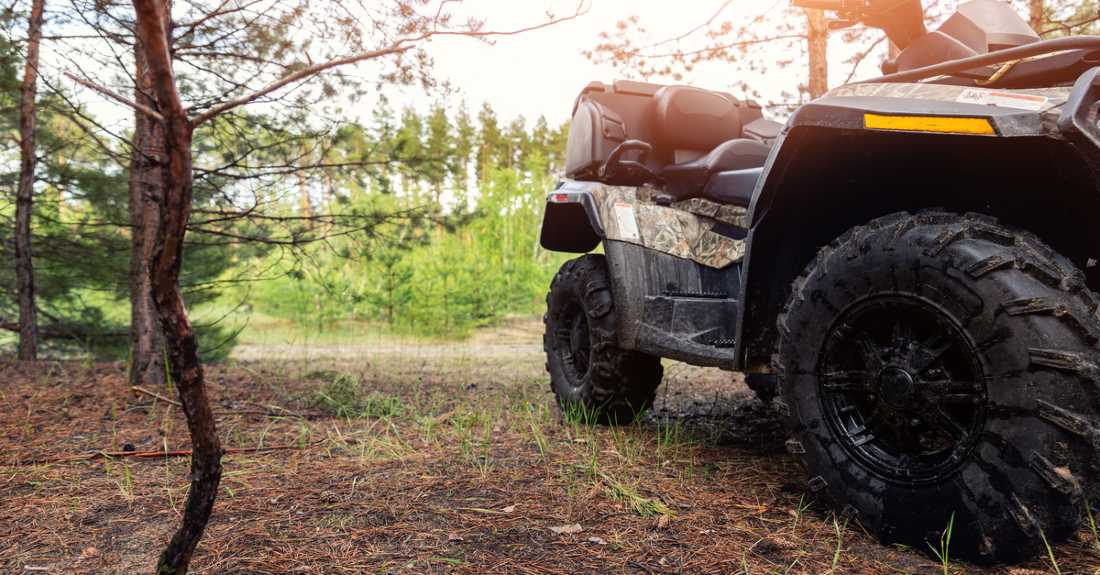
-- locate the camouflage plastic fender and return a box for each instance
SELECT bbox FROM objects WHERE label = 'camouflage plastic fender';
[589,184,746,268]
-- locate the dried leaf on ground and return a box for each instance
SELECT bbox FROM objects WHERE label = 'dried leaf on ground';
[550,523,584,535]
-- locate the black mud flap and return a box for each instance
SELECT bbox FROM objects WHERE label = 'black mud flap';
[539,182,604,253]
[604,240,741,368]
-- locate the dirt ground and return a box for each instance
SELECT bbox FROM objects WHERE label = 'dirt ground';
[2,319,1098,574]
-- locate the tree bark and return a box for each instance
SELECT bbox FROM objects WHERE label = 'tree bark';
[297,169,313,229]
[298,141,313,229]
[130,12,166,388]
[805,8,829,99]
[15,0,46,361]
[1029,0,1045,32]
[323,169,334,210]
[132,1,222,574]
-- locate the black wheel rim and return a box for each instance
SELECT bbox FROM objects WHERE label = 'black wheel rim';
[818,294,988,484]
[555,301,591,382]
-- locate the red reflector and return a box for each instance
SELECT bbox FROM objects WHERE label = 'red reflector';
[550,193,571,202]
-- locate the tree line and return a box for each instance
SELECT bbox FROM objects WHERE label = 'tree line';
[233,100,571,337]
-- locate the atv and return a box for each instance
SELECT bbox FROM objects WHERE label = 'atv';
[539,0,1100,563]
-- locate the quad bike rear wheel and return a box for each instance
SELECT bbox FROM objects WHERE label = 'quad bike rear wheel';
[776,211,1100,563]
[544,254,663,424]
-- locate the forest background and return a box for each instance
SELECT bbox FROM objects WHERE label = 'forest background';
[4,2,1100,573]
[2,0,1096,358]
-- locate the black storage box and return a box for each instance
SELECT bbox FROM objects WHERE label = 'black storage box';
[564,80,662,179]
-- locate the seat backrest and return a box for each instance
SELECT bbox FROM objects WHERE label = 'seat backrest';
[653,86,742,162]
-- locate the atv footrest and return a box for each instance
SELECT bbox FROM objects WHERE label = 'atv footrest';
[603,240,742,369]
[662,289,729,299]
[635,294,737,367]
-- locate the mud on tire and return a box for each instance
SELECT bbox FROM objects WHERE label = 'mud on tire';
[776,211,1100,563]
[544,254,663,424]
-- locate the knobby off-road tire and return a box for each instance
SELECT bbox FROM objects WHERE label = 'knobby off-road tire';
[544,254,663,424]
[776,211,1100,563]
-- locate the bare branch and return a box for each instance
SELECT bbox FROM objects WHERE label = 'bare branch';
[428,0,591,40]
[171,0,255,44]
[841,34,886,85]
[189,42,413,126]
[636,0,735,54]
[190,0,591,126]
[643,33,805,59]
[63,70,165,122]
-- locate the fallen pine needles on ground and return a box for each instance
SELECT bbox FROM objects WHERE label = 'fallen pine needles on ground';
[2,338,1098,574]
[9,441,322,466]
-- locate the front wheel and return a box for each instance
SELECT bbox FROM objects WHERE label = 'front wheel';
[544,254,663,424]
[776,212,1099,563]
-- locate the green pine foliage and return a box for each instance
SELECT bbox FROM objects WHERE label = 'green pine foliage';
[3,13,569,353]
[0,24,236,358]
[236,105,571,338]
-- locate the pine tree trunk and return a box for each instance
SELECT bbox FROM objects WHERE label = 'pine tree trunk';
[805,8,829,99]
[322,170,335,233]
[130,19,166,388]
[298,169,313,229]
[298,141,313,229]
[48,153,64,212]
[132,1,222,573]
[1029,0,1045,33]
[15,0,46,361]
[323,170,334,209]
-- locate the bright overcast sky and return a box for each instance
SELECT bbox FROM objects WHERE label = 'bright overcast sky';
[384,0,885,125]
[56,0,889,130]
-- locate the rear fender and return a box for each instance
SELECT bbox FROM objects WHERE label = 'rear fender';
[541,180,748,268]
[539,181,605,253]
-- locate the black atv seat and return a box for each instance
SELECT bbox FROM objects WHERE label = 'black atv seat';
[661,138,771,202]
[564,80,780,201]
[702,167,764,208]
[652,85,743,162]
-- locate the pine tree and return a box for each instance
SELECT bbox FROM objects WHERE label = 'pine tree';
[1028,0,1100,36]
[367,96,398,195]
[476,102,502,182]
[451,102,476,203]
[424,103,453,206]
[505,116,530,170]
[805,8,829,98]
[396,107,426,202]
[14,0,46,359]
